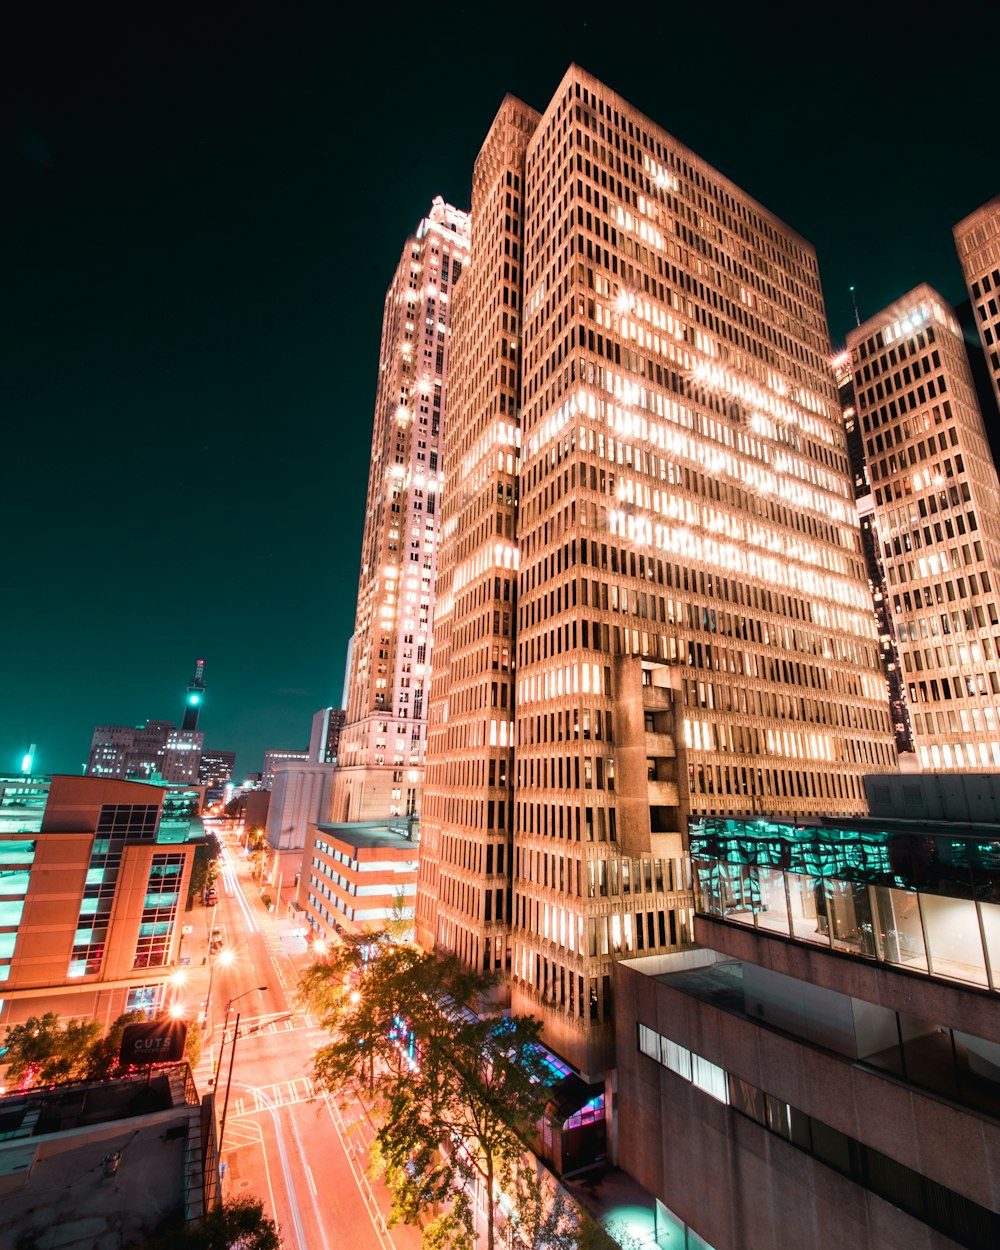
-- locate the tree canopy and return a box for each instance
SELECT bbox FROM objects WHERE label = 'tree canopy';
[130,1196,281,1249]
[301,935,559,1250]
[1,1011,201,1088]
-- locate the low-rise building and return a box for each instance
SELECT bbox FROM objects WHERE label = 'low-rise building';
[0,1064,219,1248]
[616,802,1000,1250]
[298,821,418,943]
[0,775,205,1029]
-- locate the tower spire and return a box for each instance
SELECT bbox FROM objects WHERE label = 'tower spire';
[182,659,206,732]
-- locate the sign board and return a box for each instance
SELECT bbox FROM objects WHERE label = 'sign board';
[119,1020,188,1067]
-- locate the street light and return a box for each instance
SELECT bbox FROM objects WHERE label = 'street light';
[213,985,268,1088]
[217,985,268,1161]
[203,948,235,1035]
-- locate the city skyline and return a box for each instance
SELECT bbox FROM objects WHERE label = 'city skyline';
[4,4,998,776]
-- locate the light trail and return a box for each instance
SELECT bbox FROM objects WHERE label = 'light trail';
[246,1084,309,1250]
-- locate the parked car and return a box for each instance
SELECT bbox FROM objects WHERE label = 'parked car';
[205,887,218,906]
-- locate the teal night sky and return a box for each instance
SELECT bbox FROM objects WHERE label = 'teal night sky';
[3,2,997,778]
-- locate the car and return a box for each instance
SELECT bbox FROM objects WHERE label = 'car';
[205,888,218,906]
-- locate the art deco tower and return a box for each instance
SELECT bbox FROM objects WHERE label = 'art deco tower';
[420,66,896,1077]
[846,285,1000,772]
[182,658,206,732]
[954,195,1000,412]
[334,199,471,823]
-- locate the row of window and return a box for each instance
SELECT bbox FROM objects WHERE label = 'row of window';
[638,1022,1000,1250]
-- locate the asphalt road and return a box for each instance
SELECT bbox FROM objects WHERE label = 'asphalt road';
[196,830,422,1250]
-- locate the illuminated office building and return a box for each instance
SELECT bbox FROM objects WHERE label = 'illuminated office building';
[418,66,895,1077]
[846,285,1000,772]
[954,195,1000,413]
[835,353,915,756]
[309,706,346,763]
[333,198,471,824]
[0,775,204,1029]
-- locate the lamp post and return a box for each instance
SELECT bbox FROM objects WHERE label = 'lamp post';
[203,947,235,1036]
[216,985,267,1160]
[213,984,267,1088]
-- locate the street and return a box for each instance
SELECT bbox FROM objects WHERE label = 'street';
[191,828,422,1250]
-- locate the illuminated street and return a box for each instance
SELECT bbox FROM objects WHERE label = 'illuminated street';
[194,828,422,1250]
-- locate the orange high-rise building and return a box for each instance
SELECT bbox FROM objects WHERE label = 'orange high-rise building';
[334,199,470,824]
[846,285,1000,773]
[954,194,1000,414]
[419,67,896,1077]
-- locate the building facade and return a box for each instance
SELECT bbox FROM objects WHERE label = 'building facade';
[309,706,346,763]
[616,801,1000,1250]
[198,748,236,794]
[298,821,419,944]
[418,65,896,1078]
[87,720,203,785]
[836,352,915,756]
[846,285,1000,772]
[261,749,309,790]
[333,199,471,825]
[955,195,1000,413]
[0,775,204,1028]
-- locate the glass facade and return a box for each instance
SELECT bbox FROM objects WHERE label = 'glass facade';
[0,840,34,982]
[692,816,1000,991]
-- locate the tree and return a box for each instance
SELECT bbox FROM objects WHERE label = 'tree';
[1,1013,101,1086]
[83,1011,145,1078]
[303,941,553,1250]
[130,1196,281,1249]
[2,1011,204,1088]
[246,828,267,883]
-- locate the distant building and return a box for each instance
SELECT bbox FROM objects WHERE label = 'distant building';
[231,788,270,833]
[261,750,309,790]
[617,784,1000,1250]
[954,195,1000,414]
[87,660,210,784]
[846,285,1000,771]
[0,1065,220,1247]
[332,198,471,825]
[298,821,418,944]
[309,707,345,763]
[88,720,203,785]
[0,775,205,1029]
[264,761,337,912]
[198,749,236,797]
[0,773,50,834]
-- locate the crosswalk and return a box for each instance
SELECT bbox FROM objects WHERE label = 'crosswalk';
[228,1076,317,1117]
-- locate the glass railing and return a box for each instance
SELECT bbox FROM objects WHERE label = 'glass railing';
[692,817,1000,992]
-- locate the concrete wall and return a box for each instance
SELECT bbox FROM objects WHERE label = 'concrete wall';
[615,956,1000,1250]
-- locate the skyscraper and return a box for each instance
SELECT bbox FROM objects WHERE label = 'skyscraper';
[835,352,914,756]
[418,66,896,1077]
[309,706,345,763]
[333,198,471,823]
[846,285,1000,772]
[954,195,1000,413]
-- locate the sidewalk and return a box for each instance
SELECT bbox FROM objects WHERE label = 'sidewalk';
[563,1163,660,1246]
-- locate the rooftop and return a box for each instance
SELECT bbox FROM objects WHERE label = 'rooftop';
[0,1066,211,1250]
[315,820,419,853]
